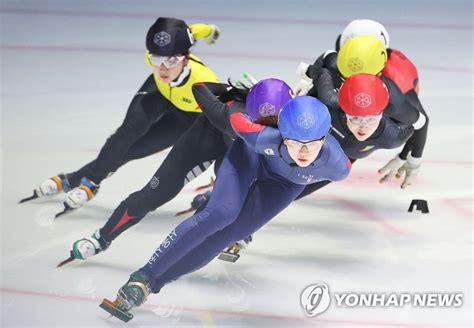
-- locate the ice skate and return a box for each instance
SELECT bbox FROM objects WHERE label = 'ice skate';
[57,230,109,267]
[100,271,150,322]
[55,177,99,218]
[19,174,70,203]
[100,298,134,322]
[218,235,253,263]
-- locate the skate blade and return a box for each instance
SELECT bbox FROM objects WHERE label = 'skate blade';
[55,203,74,218]
[19,191,39,204]
[218,251,240,263]
[99,298,133,322]
[57,253,75,268]
[194,177,215,191]
[175,208,193,217]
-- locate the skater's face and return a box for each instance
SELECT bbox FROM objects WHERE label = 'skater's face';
[346,113,382,141]
[284,137,325,167]
[149,54,187,83]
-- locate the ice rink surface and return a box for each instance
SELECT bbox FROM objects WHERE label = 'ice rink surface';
[1,0,472,327]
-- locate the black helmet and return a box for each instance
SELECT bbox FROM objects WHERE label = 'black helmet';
[146,17,194,56]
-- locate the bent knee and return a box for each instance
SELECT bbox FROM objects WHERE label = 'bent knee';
[195,203,241,232]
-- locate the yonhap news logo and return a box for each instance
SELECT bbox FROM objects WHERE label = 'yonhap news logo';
[301,283,331,317]
[300,282,463,317]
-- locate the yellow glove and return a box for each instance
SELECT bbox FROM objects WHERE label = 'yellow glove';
[190,23,221,45]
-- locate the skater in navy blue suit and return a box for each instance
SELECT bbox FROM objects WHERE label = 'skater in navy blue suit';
[100,79,350,322]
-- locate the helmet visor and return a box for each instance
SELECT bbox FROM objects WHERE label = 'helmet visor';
[148,53,185,69]
[285,136,326,152]
[346,113,382,126]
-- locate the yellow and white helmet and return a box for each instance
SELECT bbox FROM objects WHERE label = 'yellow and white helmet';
[336,35,388,78]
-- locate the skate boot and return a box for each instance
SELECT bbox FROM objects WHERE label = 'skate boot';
[175,190,212,216]
[100,271,151,322]
[218,235,253,263]
[19,174,71,203]
[55,177,99,218]
[57,230,110,267]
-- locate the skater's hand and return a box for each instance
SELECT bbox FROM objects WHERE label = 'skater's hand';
[378,154,406,184]
[204,24,220,45]
[294,62,314,96]
[243,72,258,86]
[395,154,421,189]
[296,62,311,80]
[293,79,313,96]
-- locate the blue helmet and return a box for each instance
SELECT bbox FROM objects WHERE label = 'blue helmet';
[246,78,293,121]
[278,96,331,140]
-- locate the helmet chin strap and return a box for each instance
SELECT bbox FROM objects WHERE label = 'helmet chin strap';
[169,62,191,87]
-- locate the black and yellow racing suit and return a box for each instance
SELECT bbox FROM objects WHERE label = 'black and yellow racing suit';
[66,24,219,187]
[95,82,248,249]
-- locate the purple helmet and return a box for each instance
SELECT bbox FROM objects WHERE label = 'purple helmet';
[246,78,294,121]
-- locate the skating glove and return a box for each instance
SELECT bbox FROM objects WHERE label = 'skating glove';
[204,24,221,45]
[379,153,421,189]
[294,62,313,96]
[396,154,421,189]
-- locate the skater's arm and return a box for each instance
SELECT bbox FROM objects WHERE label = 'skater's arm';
[229,112,266,150]
[192,82,240,138]
[314,68,340,111]
[323,137,352,182]
[382,119,415,150]
[295,180,332,200]
[379,101,427,188]
[398,92,429,159]
[296,156,355,200]
[305,53,325,80]
[306,51,337,80]
[190,23,220,44]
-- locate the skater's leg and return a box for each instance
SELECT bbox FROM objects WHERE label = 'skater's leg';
[66,111,195,186]
[150,176,304,292]
[69,117,226,260]
[99,116,227,243]
[138,140,259,280]
[65,75,164,185]
[61,111,200,213]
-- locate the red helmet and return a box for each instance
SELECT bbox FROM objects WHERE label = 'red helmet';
[338,73,389,116]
